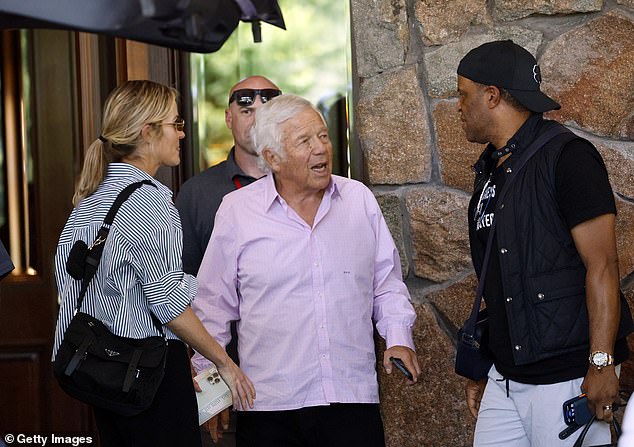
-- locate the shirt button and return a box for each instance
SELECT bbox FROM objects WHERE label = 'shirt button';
[500,248,508,254]
[537,293,545,300]
[499,203,505,209]
[506,167,512,174]
[506,297,513,302]
[514,345,522,351]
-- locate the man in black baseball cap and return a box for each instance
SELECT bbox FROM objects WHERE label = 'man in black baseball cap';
[457,40,633,446]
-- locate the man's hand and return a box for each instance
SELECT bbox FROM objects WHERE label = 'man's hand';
[465,378,487,419]
[383,345,420,384]
[201,409,231,443]
[581,366,619,422]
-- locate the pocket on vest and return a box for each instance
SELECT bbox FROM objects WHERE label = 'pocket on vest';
[527,268,588,352]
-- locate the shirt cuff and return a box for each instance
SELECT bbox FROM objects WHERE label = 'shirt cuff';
[385,325,415,351]
[146,272,197,324]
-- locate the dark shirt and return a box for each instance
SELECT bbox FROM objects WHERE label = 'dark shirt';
[175,149,259,275]
[0,240,14,280]
[470,114,627,384]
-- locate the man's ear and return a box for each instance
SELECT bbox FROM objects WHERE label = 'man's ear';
[485,85,502,109]
[263,148,279,171]
[225,108,232,130]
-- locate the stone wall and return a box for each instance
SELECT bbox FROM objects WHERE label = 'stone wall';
[350,1,634,445]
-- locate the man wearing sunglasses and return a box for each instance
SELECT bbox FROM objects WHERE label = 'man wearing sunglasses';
[177,75,282,276]
[175,75,281,445]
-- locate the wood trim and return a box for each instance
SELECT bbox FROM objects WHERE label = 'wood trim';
[125,40,150,80]
[114,38,128,85]
[2,32,23,272]
[76,33,102,151]
[175,50,195,190]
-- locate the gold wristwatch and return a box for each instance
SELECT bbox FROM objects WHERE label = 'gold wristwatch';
[588,351,614,370]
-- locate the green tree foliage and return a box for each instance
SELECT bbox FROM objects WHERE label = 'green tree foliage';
[192,0,349,168]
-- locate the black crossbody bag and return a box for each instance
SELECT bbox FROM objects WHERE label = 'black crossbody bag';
[455,126,569,381]
[54,180,169,416]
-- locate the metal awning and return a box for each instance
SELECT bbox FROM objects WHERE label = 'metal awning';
[0,0,285,53]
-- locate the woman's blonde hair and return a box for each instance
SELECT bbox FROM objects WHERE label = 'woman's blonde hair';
[72,80,177,206]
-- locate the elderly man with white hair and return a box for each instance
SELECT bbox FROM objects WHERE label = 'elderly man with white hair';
[192,94,419,447]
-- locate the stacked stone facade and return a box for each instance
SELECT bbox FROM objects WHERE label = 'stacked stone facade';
[350,1,634,445]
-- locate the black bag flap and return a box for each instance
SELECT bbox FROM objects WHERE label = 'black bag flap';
[64,312,166,368]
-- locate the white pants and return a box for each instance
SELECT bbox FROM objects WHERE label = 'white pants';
[474,364,613,447]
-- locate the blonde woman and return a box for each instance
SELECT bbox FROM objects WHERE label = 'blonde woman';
[53,80,255,447]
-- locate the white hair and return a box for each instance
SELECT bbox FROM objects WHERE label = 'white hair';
[250,94,325,172]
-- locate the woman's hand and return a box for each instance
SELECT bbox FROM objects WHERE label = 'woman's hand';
[166,306,257,410]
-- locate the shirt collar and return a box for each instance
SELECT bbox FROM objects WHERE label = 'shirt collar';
[105,162,173,199]
[225,147,255,182]
[487,113,543,161]
[263,173,340,212]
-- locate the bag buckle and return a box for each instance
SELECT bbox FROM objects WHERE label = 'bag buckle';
[460,333,480,349]
[89,236,106,250]
[64,337,92,376]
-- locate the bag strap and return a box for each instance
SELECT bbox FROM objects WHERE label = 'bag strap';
[64,335,94,376]
[75,180,164,335]
[463,125,570,336]
[573,413,620,447]
[123,349,144,392]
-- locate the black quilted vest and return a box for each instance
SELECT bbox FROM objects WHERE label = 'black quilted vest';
[469,121,634,366]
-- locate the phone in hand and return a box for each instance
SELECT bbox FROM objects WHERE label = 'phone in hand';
[563,394,592,426]
[389,357,413,381]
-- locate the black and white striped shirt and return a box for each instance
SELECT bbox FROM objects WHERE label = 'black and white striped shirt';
[52,163,197,359]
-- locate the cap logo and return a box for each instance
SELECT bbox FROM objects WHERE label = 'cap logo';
[533,65,542,84]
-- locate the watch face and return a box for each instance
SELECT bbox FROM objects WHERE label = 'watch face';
[592,352,608,366]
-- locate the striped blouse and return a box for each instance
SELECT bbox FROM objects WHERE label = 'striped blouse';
[52,163,197,359]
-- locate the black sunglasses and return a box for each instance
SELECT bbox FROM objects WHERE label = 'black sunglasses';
[228,88,282,107]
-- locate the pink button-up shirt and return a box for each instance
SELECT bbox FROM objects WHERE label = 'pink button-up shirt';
[192,174,416,411]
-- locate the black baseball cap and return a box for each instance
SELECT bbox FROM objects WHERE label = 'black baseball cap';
[457,40,560,113]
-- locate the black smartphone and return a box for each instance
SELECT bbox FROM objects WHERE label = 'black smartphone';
[563,394,592,426]
[389,357,413,381]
